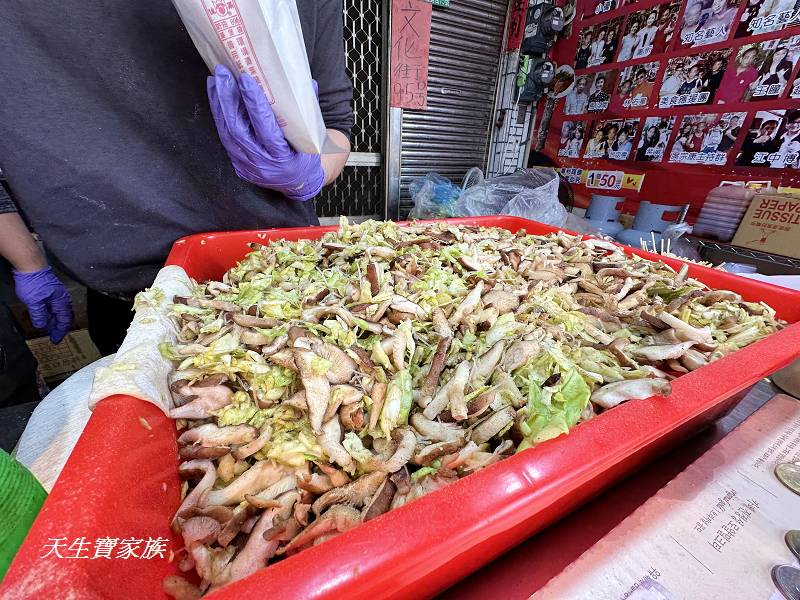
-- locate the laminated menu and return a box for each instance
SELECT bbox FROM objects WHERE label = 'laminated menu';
[534,394,800,600]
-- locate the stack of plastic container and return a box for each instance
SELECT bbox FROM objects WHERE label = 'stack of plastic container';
[693,185,756,242]
[584,194,625,236]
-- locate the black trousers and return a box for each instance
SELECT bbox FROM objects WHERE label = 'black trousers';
[86,289,135,356]
[0,302,39,408]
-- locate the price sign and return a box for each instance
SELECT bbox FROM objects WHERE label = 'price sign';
[585,170,624,190]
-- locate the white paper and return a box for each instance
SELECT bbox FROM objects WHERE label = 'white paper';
[534,394,800,600]
[172,0,328,154]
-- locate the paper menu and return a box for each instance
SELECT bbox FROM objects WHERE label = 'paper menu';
[533,394,800,600]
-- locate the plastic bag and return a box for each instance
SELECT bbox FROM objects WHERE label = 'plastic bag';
[172,0,329,155]
[409,173,461,219]
[451,168,567,227]
[661,222,702,262]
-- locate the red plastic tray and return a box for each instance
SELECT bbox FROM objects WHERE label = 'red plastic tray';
[4,216,800,600]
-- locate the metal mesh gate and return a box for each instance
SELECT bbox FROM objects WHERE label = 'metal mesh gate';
[315,0,386,219]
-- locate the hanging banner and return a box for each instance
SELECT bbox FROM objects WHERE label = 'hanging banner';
[390,0,432,110]
[507,0,528,50]
[540,0,800,220]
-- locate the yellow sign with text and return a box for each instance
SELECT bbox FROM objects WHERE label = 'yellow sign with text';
[557,168,644,192]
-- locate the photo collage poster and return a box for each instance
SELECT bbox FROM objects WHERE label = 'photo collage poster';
[551,0,800,179]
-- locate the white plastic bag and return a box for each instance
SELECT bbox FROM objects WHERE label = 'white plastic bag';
[172,0,328,154]
[452,168,567,227]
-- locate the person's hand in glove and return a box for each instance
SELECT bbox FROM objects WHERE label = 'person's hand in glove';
[13,268,73,344]
[0,210,73,344]
[207,64,325,202]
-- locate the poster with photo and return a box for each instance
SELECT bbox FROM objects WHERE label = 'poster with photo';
[735,0,800,37]
[658,49,732,108]
[635,116,676,161]
[575,16,625,68]
[611,61,660,111]
[587,70,618,112]
[736,109,800,168]
[584,118,640,158]
[584,0,638,19]
[563,70,618,114]
[558,120,588,158]
[667,112,747,165]
[678,0,741,48]
[617,1,681,61]
[791,73,800,98]
[715,36,800,104]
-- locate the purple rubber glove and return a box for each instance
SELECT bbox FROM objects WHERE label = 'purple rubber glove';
[207,65,325,202]
[13,267,73,344]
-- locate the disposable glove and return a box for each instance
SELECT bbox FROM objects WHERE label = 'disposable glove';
[13,267,73,344]
[207,65,325,202]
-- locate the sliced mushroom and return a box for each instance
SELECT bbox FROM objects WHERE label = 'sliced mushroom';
[232,427,272,460]
[591,378,671,408]
[367,263,380,296]
[470,407,515,444]
[449,281,484,326]
[339,402,365,431]
[419,336,451,407]
[282,505,362,555]
[469,341,507,388]
[412,439,465,466]
[179,445,230,460]
[178,424,258,448]
[296,472,334,495]
[377,428,417,473]
[633,341,696,362]
[310,340,358,385]
[410,413,466,442]
[311,471,387,515]
[174,460,217,523]
[606,337,636,368]
[268,348,298,371]
[169,382,234,420]
[482,290,520,314]
[231,313,280,329]
[680,348,708,371]
[293,348,330,433]
[658,312,713,343]
[203,460,288,507]
[362,477,397,522]
[368,381,388,432]
[500,340,540,373]
[227,492,298,583]
[423,360,471,420]
[390,295,427,319]
[317,417,353,469]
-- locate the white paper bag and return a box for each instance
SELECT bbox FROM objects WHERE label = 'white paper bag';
[173,0,328,154]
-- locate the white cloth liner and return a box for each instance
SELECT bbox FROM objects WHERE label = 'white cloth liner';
[16,265,193,491]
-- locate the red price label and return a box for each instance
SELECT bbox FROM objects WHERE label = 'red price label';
[585,170,623,191]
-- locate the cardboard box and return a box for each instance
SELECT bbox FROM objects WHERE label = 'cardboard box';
[26,329,101,384]
[731,192,800,259]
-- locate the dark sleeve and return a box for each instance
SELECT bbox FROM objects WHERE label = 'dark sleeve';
[312,0,354,139]
[0,182,17,215]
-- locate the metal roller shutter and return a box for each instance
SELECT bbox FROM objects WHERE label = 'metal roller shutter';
[398,0,510,217]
